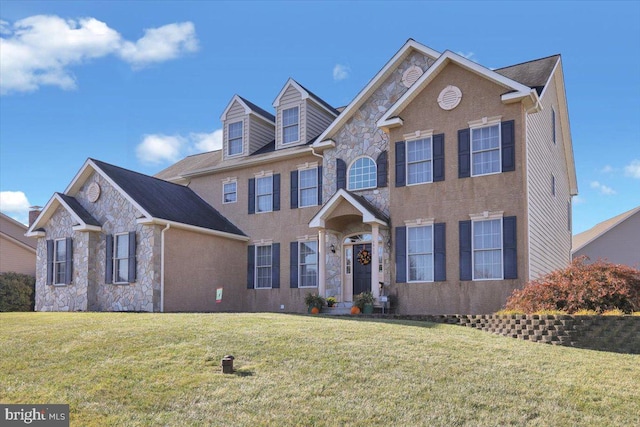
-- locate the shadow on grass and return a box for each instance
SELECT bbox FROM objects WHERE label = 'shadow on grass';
[289,312,441,329]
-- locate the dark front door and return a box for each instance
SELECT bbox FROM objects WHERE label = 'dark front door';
[353,244,372,295]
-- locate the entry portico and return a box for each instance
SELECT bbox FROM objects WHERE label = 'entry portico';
[309,189,389,303]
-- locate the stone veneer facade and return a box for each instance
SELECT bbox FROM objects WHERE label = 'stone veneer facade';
[35,171,161,312]
[321,51,435,298]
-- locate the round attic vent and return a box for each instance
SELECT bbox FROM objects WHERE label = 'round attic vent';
[87,182,101,203]
[437,85,462,110]
[402,65,423,88]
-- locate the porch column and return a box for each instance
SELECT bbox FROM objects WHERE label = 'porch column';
[318,228,326,297]
[371,223,380,301]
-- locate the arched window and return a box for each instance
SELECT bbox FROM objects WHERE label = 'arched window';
[348,157,376,190]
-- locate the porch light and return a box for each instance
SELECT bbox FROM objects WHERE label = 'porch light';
[330,244,336,253]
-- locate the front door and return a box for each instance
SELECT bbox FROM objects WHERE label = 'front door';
[353,244,372,295]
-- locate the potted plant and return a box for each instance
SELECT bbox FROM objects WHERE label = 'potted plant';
[354,291,375,314]
[326,296,337,308]
[304,292,326,314]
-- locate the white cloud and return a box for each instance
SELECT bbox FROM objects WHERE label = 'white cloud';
[456,51,477,61]
[118,22,198,69]
[590,181,616,195]
[600,165,615,174]
[136,134,186,165]
[136,129,222,165]
[572,195,586,205]
[333,64,350,81]
[0,15,198,94]
[624,159,640,179]
[0,191,31,224]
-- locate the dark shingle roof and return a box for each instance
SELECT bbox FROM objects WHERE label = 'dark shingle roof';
[345,190,390,224]
[296,81,340,116]
[494,55,560,95]
[57,193,101,226]
[238,96,275,122]
[92,159,246,237]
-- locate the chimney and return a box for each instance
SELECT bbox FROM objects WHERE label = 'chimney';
[29,206,42,227]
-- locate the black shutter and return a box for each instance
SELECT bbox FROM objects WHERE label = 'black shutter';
[128,231,137,283]
[64,237,73,285]
[247,245,255,289]
[434,223,446,281]
[459,220,472,280]
[248,178,256,214]
[377,151,388,188]
[458,129,471,178]
[395,226,407,283]
[290,242,298,288]
[503,216,517,279]
[290,170,299,209]
[336,159,347,191]
[273,174,281,211]
[501,120,515,172]
[317,166,323,205]
[105,234,113,284]
[433,134,445,182]
[46,239,54,285]
[271,243,280,288]
[395,141,406,187]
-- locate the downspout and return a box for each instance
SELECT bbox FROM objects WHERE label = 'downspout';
[160,223,171,313]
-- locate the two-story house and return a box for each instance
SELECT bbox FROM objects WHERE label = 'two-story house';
[28,39,577,314]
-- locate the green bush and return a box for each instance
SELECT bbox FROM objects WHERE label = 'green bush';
[505,257,640,314]
[0,272,35,311]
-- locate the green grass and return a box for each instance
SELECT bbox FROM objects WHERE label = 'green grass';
[1,313,638,426]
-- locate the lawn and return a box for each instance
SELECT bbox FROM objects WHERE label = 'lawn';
[1,313,638,426]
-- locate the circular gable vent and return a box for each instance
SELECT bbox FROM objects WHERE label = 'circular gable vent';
[87,182,101,203]
[402,65,423,88]
[437,85,462,110]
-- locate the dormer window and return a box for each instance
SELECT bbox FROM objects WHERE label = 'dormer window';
[282,107,299,144]
[228,121,243,156]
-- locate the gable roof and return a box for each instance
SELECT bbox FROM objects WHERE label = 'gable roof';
[154,150,222,183]
[312,39,440,148]
[494,54,560,96]
[273,78,339,116]
[220,95,275,123]
[378,50,541,130]
[309,189,389,228]
[27,192,102,236]
[0,212,36,250]
[572,206,640,253]
[29,159,247,240]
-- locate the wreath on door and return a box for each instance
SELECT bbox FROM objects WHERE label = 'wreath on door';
[356,248,371,265]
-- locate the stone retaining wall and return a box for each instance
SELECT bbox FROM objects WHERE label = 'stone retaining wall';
[376,314,640,354]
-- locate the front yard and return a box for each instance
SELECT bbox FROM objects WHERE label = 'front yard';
[1,312,638,426]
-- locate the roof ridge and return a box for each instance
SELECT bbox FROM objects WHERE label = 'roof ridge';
[237,95,275,121]
[292,79,340,116]
[91,158,191,189]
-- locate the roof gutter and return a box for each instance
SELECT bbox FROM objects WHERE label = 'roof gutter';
[160,223,170,313]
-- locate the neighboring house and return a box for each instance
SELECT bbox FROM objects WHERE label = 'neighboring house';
[28,39,577,314]
[0,212,36,276]
[572,206,640,268]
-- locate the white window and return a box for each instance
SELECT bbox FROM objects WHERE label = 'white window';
[228,121,243,156]
[255,245,272,289]
[407,225,433,282]
[472,219,503,280]
[471,124,501,176]
[223,181,237,204]
[407,137,432,185]
[54,239,67,285]
[348,157,376,191]
[256,176,273,213]
[299,240,318,288]
[114,233,130,283]
[299,168,318,207]
[282,107,299,144]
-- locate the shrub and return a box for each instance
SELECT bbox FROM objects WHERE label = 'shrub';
[0,272,36,312]
[505,257,640,314]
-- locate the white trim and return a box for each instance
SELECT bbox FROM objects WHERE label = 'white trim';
[296,234,319,242]
[160,223,170,312]
[470,122,502,177]
[377,50,537,129]
[53,238,67,286]
[347,156,377,191]
[298,239,319,289]
[112,232,130,285]
[405,136,434,186]
[403,129,434,141]
[298,166,319,208]
[378,117,404,132]
[226,119,245,158]
[404,218,435,226]
[222,180,237,204]
[296,161,319,170]
[255,175,274,214]
[136,218,250,242]
[254,243,273,290]
[309,189,387,228]
[314,39,440,145]
[469,211,504,221]
[27,191,105,235]
[252,238,274,245]
[406,223,435,283]
[220,95,275,124]
[526,111,532,281]
[72,224,102,232]
[25,230,45,238]
[471,217,504,281]
[273,78,338,118]
[281,106,301,145]
[468,116,502,129]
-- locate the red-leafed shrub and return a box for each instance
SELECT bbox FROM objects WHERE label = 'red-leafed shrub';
[505,257,640,314]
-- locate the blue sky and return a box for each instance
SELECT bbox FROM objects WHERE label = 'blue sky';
[1,1,638,235]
